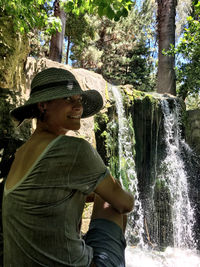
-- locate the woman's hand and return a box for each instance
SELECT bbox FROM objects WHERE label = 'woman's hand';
[86,192,95,202]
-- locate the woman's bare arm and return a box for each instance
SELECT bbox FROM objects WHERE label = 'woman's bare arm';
[94,174,134,214]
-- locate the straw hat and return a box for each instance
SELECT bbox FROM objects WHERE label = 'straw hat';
[11,67,103,124]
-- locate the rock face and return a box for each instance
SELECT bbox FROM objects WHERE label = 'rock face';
[0,13,31,178]
[0,14,29,90]
[186,109,200,155]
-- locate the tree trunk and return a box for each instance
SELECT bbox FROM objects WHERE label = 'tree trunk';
[49,0,66,63]
[157,0,177,95]
[66,35,71,65]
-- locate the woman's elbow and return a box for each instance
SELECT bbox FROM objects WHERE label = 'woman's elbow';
[118,194,134,214]
[125,195,134,213]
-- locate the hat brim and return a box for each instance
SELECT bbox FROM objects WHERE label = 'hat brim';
[10,89,103,125]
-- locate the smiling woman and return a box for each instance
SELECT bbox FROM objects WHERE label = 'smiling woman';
[10,68,103,125]
[36,95,84,135]
[3,67,134,267]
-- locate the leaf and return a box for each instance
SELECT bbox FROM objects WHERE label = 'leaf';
[63,1,74,13]
[121,7,128,17]
[187,16,193,22]
[98,5,104,17]
[106,5,115,20]
[114,11,122,21]
[20,26,24,33]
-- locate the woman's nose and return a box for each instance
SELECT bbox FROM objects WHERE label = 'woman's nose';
[72,99,83,111]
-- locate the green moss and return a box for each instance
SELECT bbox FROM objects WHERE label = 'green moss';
[104,82,110,102]
[0,87,31,141]
[121,85,158,111]
[100,130,107,138]
[106,120,119,179]
[0,88,16,137]
[94,112,109,132]
[94,121,100,132]
[0,14,29,89]
[155,178,167,191]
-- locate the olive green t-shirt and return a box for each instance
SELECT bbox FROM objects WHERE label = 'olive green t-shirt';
[3,135,109,267]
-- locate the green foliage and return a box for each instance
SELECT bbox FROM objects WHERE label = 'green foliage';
[185,93,200,110]
[0,0,134,61]
[0,88,16,137]
[61,0,133,21]
[0,88,31,140]
[29,31,51,58]
[167,0,200,100]
[65,12,94,42]
[106,120,120,180]
[101,42,155,91]
[98,95,137,190]
[0,0,60,34]
[71,0,156,92]
[94,113,109,132]
[64,12,96,63]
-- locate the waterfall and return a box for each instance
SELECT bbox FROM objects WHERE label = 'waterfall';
[110,85,145,246]
[160,99,196,248]
[107,87,200,265]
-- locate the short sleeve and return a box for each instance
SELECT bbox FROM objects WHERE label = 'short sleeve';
[67,138,110,194]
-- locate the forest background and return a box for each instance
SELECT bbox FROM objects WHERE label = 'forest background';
[0,0,200,109]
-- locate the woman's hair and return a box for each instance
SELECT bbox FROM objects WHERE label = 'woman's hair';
[27,101,52,121]
[25,104,41,120]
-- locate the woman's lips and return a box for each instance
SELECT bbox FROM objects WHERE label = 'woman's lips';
[68,115,81,119]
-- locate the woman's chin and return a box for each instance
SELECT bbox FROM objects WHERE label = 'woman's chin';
[66,124,81,131]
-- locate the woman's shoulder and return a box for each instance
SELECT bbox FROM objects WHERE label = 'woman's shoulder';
[57,136,95,156]
[58,135,90,146]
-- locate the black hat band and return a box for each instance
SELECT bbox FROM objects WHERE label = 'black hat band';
[31,80,80,95]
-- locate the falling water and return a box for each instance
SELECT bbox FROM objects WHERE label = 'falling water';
[109,87,200,266]
[110,85,145,246]
[160,99,196,248]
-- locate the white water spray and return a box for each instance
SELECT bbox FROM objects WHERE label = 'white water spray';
[125,99,200,266]
[160,99,196,248]
[110,85,145,246]
[125,246,200,267]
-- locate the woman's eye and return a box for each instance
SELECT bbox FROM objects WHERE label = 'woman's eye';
[64,96,83,103]
[78,97,83,103]
[64,97,72,102]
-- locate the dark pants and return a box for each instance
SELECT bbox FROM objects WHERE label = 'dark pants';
[85,219,126,267]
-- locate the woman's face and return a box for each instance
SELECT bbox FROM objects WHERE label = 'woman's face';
[41,95,83,135]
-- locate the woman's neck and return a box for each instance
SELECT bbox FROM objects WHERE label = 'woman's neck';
[33,121,68,137]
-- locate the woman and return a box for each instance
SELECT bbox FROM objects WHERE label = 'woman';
[3,67,134,266]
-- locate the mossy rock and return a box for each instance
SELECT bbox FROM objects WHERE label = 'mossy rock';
[0,13,29,89]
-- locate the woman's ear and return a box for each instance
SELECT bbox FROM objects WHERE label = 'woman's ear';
[37,102,48,122]
[37,102,47,112]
